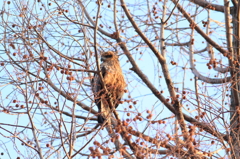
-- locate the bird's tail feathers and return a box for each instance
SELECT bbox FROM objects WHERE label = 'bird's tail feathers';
[97,115,105,123]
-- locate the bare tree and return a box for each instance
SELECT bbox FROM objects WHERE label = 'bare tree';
[0,0,239,158]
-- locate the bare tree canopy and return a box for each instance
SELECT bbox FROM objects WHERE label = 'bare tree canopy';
[0,0,239,158]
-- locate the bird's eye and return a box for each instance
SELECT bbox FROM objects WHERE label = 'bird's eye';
[105,55,113,58]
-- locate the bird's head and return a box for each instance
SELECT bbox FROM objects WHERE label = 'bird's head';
[100,51,118,62]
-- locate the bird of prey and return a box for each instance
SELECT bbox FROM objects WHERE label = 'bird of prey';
[92,51,126,123]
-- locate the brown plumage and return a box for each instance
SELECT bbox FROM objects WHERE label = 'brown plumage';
[92,51,126,123]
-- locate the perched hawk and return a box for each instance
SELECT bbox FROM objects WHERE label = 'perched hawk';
[92,51,126,123]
